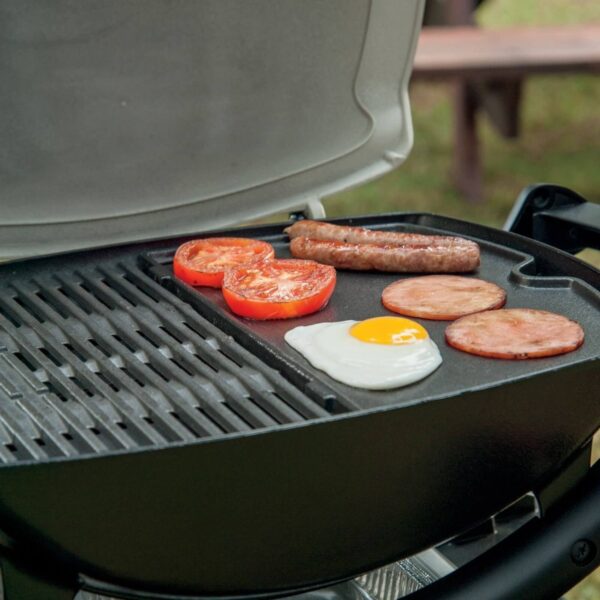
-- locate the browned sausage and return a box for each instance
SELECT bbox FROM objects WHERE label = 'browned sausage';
[445,309,585,359]
[289,237,480,273]
[285,220,477,248]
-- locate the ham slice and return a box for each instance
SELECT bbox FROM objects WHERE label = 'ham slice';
[382,275,506,320]
[445,308,585,359]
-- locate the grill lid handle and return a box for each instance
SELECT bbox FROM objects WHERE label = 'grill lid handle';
[504,184,600,254]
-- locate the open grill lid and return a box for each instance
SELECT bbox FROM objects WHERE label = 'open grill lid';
[1,0,425,260]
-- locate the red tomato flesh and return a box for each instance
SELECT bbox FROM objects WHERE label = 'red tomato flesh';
[222,259,336,320]
[173,238,274,288]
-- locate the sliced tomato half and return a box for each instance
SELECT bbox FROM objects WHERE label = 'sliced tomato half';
[222,259,336,320]
[173,238,275,288]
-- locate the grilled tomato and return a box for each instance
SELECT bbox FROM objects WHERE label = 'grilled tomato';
[173,238,274,288]
[222,259,336,320]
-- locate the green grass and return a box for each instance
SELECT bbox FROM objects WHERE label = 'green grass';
[478,0,600,27]
[323,2,600,597]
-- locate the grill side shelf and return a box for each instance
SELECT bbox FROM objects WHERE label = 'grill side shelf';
[0,259,340,465]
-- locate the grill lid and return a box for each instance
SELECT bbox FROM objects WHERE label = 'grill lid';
[0,0,424,260]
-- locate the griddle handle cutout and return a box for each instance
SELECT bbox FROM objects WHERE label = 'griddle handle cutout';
[505,184,600,254]
[402,460,600,600]
[0,553,78,600]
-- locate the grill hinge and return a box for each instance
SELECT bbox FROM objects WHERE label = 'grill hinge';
[289,198,326,222]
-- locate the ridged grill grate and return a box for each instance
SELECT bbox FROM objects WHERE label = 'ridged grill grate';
[0,260,335,464]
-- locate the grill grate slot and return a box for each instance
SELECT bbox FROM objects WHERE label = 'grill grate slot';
[79,282,115,310]
[38,347,62,368]
[57,286,92,315]
[12,295,45,324]
[35,290,70,319]
[0,258,337,464]
[13,351,40,374]
[0,305,21,328]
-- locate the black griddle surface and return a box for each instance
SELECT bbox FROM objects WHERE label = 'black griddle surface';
[146,215,600,412]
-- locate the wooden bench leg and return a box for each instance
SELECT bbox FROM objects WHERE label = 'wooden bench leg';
[452,81,483,203]
[475,77,523,139]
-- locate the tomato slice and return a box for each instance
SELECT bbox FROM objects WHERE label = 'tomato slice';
[222,259,336,320]
[173,238,275,288]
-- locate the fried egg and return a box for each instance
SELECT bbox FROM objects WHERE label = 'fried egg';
[284,316,442,390]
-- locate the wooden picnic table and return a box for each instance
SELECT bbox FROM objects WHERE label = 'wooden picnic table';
[411,24,600,202]
[414,25,600,79]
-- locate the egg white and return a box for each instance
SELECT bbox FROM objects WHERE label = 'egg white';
[284,320,442,390]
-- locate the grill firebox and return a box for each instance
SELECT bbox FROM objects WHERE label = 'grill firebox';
[0,212,597,600]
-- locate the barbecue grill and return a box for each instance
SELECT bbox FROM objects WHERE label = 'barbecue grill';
[1,2,599,599]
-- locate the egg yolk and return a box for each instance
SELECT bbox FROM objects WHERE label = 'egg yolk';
[350,316,429,345]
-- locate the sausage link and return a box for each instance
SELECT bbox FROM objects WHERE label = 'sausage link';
[285,220,476,248]
[289,237,480,273]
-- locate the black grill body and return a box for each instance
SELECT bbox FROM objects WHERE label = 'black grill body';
[0,213,598,599]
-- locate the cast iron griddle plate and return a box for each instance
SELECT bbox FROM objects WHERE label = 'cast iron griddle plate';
[146,214,600,411]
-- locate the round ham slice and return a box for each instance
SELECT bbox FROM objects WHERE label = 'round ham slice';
[445,308,585,359]
[381,275,506,320]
